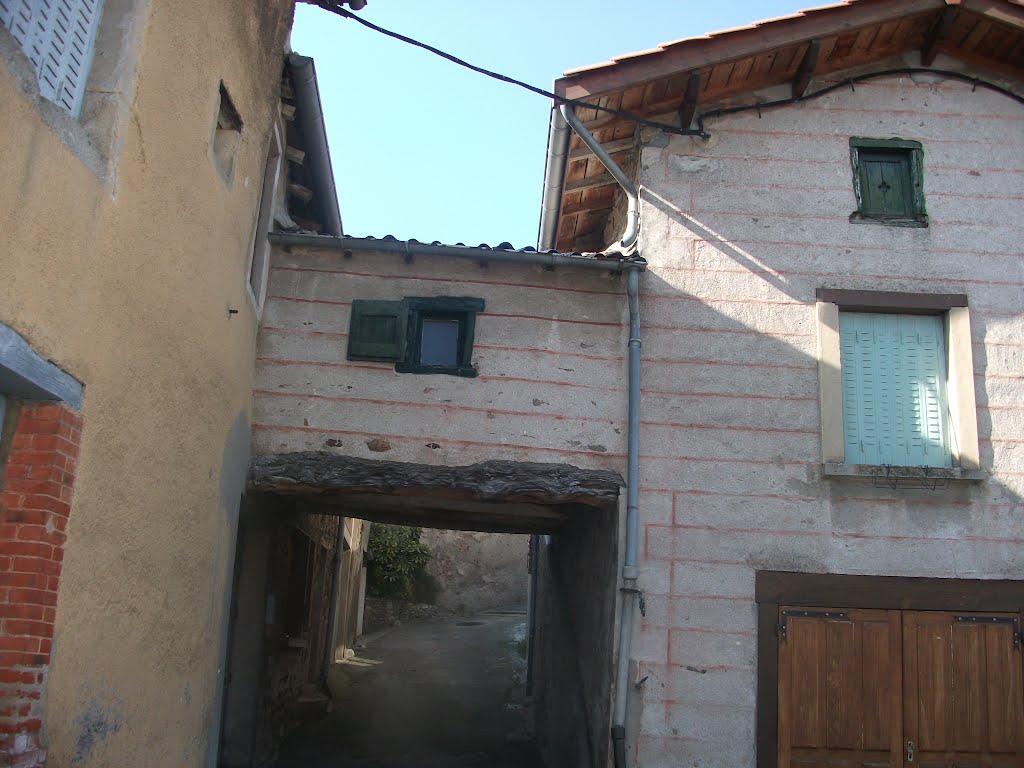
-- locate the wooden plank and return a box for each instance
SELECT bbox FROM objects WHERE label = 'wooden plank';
[824,618,857,749]
[0,323,83,408]
[952,621,986,751]
[959,0,1024,31]
[287,182,314,203]
[755,571,1024,612]
[985,615,1024,752]
[564,172,617,194]
[568,138,634,162]
[556,0,944,100]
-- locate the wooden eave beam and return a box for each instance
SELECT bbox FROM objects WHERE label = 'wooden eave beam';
[555,0,945,100]
[564,172,617,193]
[677,71,701,130]
[958,0,1024,31]
[922,6,960,65]
[792,39,821,98]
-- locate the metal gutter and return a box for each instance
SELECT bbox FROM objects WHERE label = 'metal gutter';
[268,232,647,273]
[537,106,571,251]
[287,53,344,237]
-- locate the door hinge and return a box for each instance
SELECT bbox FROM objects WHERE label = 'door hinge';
[953,615,1021,649]
[776,609,849,642]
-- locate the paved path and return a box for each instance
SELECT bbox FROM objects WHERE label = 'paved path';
[276,608,541,768]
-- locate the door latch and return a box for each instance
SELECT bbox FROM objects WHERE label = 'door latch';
[906,740,915,763]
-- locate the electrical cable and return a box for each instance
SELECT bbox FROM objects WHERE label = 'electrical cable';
[302,0,699,136]
[304,1,1024,140]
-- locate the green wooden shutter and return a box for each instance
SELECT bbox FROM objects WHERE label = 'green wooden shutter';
[859,151,913,216]
[840,312,950,467]
[347,300,407,362]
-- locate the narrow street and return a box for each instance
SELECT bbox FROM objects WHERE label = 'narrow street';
[276,608,541,768]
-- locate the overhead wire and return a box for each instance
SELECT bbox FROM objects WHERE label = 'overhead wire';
[304,1,1024,139]
[301,0,699,136]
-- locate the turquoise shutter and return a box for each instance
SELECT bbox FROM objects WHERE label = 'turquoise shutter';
[840,312,950,467]
[347,300,407,362]
[1,0,104,117]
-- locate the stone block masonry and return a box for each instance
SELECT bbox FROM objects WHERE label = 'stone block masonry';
[0,403,82,768]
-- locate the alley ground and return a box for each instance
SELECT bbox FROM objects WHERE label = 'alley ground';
[276,608,541,768]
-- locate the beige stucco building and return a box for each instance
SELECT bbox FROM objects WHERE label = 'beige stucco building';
[0,1,361,766]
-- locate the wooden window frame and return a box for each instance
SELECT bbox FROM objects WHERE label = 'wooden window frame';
[755,570,1024,768]
[396,297,482,378]
[815,289,982,479]
[246,122,282,316]
[849,137,927,228]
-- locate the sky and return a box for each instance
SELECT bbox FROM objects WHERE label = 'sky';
[291,0,815,247]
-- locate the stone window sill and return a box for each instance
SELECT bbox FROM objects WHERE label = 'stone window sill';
[822,463,985,482]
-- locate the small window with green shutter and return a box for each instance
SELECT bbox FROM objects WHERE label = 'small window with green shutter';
[849,138,927,227]
[347,300,408,362]
[347,297,483,377]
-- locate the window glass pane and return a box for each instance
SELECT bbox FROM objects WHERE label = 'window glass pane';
[839,312,950,467]
[420,318,460,366]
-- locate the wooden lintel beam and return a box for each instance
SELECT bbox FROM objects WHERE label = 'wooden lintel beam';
[921,6,959,66]
[568,137,634,162]
[677,71,702,130]
[792,39,821,98]
[564,172,617,194]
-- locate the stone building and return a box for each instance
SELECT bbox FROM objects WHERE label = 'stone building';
[253,1,1024,767]
[4,1,1023,767]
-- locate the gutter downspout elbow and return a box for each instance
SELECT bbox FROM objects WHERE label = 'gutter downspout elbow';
[558,104,639,251]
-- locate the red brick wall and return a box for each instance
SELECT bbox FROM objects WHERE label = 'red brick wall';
[0,403,82,768]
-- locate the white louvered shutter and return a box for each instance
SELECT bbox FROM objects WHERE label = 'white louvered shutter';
[840,312,951,468]
[1,0,103,117]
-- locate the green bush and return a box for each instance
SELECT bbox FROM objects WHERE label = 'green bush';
[366,524,432,600]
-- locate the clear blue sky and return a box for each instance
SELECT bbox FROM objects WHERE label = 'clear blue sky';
[292,1,814,247]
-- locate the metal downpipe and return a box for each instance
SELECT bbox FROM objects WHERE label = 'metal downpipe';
[556,102,643,768]
[537,107,571,251]
[611,269,642,767]
[558,104,638,251]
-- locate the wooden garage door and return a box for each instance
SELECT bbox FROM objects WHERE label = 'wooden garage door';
[778,608,1024,768]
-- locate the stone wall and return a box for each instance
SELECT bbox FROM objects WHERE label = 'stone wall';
[629,65,1024,767]
[420,529,529,614]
